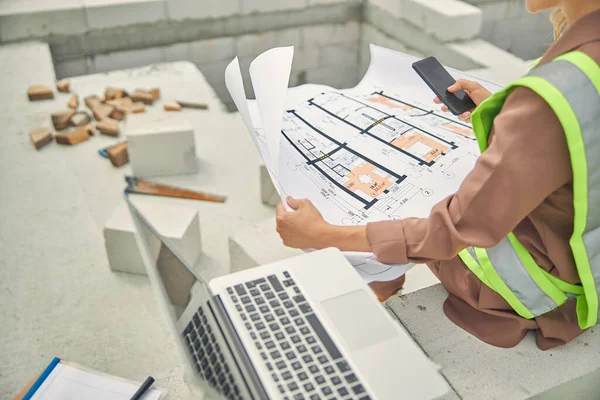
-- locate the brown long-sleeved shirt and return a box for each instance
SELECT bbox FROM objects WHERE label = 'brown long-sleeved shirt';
[366,9,600,350]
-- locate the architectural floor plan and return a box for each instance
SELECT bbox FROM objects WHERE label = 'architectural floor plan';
[278,89,479,226]
[225,45,500,282]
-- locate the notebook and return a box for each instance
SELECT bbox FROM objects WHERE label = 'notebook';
[20,358,165,400]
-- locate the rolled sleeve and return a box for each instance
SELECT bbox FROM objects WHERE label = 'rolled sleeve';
[367,220,408,264]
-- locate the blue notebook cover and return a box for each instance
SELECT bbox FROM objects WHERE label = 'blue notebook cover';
[22,357,61,400]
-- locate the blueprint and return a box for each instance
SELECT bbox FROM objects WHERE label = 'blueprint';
[225,45,502,283]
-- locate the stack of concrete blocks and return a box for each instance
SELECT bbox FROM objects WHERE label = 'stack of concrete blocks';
[124,113,197,177]
[104,199,202,275]
[229,217,304,273]
[461,0,554,60]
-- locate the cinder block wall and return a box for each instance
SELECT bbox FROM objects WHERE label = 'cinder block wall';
[461,0,554,60]
[1,0,547,109]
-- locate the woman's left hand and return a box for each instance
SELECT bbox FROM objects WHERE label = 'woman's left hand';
[275,197,332,249]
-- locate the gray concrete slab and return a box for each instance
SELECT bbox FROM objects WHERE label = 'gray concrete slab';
[0,41,274,398]
[386,284,600,400]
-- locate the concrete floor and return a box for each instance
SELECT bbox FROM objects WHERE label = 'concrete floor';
[0,42,274,398]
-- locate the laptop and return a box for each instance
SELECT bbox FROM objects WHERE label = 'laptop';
[127,195,449,400]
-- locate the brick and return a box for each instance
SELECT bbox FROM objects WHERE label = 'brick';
[164,101,182,111]
[166,0,239,20]
[55,127,91,145]
[56,80,70,93]
[106,97,133,108]
[70,112,91,127]
[96,117,120,136]
[67,95,79,109]
[150,88,160,101]
[92,103,115,121]
[130,90,154,105]
[241,0,306,14]
[302,21,360,48]
[403,0,482,41]
[177,101,208,110]
[130,102,146,113]
[109,107,126,121]
[29,128,53,150]
[189,37,236,64]
[51,110,76,130]
[83,0,166,30]
[27,85,53,101]
[106,141,129,167]
[235,29,301,58]
[84,94,103,109]
[105,86,126,101]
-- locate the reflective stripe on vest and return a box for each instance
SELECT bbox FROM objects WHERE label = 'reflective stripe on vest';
[458,51,600,329]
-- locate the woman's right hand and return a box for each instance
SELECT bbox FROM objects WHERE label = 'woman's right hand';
[433,79,492,122]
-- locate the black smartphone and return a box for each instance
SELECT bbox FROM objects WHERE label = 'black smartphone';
[412,56,476,115]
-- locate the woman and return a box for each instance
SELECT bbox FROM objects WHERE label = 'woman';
[275,0,600,350]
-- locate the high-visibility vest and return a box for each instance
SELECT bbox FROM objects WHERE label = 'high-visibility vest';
[458,51,600,330]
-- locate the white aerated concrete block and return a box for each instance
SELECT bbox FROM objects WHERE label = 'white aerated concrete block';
[260,164,279,207]
[189,37,236,64]
[93,47,165,73]
[306,65,359,89]
[167,0,240,20]
[0,0,88,42]
[54,58,95,79]
[241,0,306,14]
[229,217,303,273]
[403,0,482,41]
[83,0,166,30]
[302,22,360,48]
[125,113,198,177]
[319,42,359,67]
[104,200,202,275]
[162,42,191,62]
[235,29,302,58]
[369,0,403,18]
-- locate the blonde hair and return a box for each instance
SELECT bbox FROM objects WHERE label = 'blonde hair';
[550,9,567,40]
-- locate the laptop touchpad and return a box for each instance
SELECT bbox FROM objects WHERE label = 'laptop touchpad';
[321,289,397,351]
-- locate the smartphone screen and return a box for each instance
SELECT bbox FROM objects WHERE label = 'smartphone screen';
[412,57,475,115]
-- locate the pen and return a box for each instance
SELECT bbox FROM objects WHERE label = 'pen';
[129,376,155,400]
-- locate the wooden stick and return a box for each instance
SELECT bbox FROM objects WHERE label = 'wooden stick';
[125,177,226,203]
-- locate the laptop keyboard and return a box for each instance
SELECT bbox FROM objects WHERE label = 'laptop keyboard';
[183,306,242,400]
[227,271,372,400]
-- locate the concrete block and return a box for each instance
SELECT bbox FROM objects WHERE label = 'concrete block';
[83,0,167,30]
[291,47,320,74]
[93,47,165,73]
[0,0,87,42]
[305,64,359,89]
[449,38,526,70]
[477,1,508,21]
[241,0,306,14]
[260,164,279,207]
[162,42,191,62]
[189,37,236,64]
[124,113,198,177]
[307,0,349,4]
[229,217,303,273]
[196,60,233,100]
[302,21,360,48]
[369,0,403,18]
[54,58,95,79]
[104,199,201,275]
[167,0,240,20]
[235,28,302,58]
[403,0,482,41]
[318,42,359,67]
[133,199,202,268]
[386,284,600,400]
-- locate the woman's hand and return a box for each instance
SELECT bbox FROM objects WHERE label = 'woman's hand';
[433,79,492,122]
[275,197,333,249]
